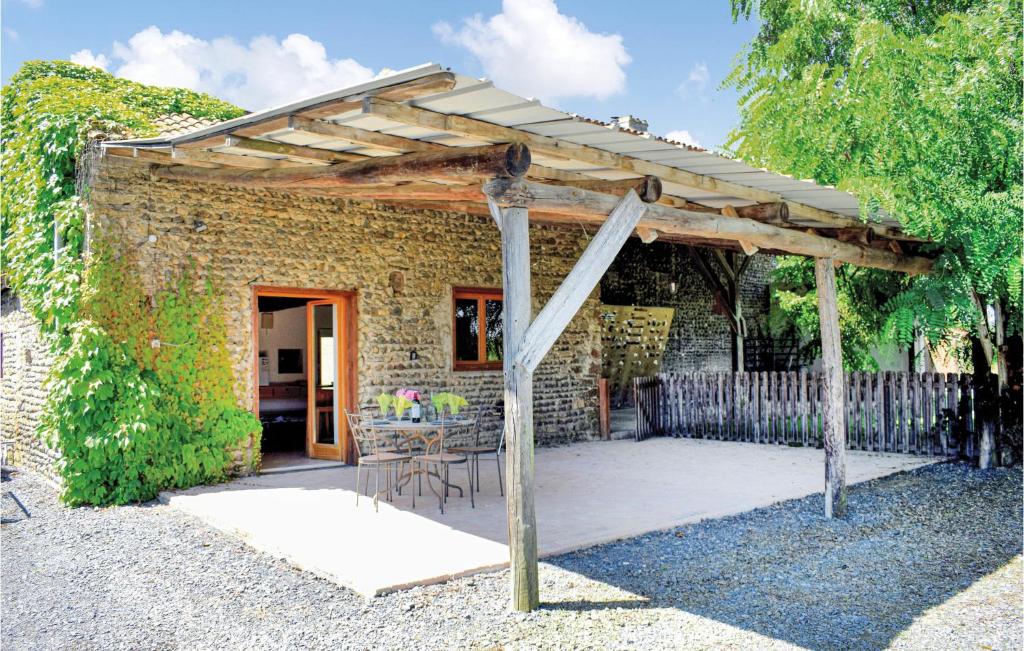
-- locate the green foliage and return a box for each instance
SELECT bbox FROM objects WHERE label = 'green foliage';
[770,257,900,369]
[432,392,469,416]
[729,0,1022,364]
[2,61,256,505]
[376,392,394,416]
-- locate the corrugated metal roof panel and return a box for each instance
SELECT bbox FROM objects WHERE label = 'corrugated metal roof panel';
[519,120,611,138]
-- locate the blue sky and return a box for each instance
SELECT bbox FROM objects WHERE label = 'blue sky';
[1,0,760,150]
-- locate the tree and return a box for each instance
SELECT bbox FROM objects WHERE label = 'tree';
[728,0,1022,382]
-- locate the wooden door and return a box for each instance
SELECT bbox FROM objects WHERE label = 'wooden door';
[306,298,349,460]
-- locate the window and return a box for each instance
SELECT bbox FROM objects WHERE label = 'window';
[452,287,503,370]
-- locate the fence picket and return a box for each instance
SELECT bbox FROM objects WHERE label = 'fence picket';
[936,372,948,454]
[849,371,860,450]
[899,372,909,453]
[946,373,957,455]
[798,370,807,446]
[924,373,935,454]
[962,374,974,458]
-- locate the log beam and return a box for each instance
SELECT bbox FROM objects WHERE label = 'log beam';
[550,176,662,203]
[815,257,847,518]
[484,179,933,275]
[151,143,531,189]
[723,202,789,225]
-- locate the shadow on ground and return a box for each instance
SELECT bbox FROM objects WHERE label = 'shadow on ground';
[546,462,1023,650]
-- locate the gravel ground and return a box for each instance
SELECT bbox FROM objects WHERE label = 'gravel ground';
[2,461,1021,650]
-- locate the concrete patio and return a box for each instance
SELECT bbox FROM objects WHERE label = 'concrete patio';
[161,438,937,597]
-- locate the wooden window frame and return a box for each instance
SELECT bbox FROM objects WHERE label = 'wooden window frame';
[452,286,504,371]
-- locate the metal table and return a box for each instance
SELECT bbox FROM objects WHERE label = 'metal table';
[370,417,474,506]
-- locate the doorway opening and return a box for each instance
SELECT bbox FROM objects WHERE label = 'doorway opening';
[253,287,356,471]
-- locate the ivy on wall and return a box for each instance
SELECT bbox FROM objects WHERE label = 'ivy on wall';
[2,61,260,505]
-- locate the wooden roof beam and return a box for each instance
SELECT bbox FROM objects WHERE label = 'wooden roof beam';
[363,97,915,241]
[171,147,305,169]
[286,116,443,154]
[104,146,222,169]
[150,143,531,189]
[295,174,660,208]
[223,135,363,164]
[484,179,933,275]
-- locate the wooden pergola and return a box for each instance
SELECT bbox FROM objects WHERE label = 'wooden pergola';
[103,65,934,611]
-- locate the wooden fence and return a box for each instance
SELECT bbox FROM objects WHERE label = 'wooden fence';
[634,371,978,457]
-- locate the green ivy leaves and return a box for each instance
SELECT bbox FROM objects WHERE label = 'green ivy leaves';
[3,61,256,505]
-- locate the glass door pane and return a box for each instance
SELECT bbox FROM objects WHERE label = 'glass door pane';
[309,302,336,448]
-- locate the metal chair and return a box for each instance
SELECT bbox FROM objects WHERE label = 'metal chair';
[449,405,505,496]
[413,415,474,513]
[347,411,409,512]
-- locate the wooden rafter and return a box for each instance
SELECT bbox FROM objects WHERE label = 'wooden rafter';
[104,146,222,169]
[180,71,458,148]
[299,71,457,120]
[171,147,304,169]
[223,135,362,164]
[286,115,443,154]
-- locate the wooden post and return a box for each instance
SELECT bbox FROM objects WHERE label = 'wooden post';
[598,378,611,440]
[500,205,539,612]
[815,257,847,518]
[732,289,745,372]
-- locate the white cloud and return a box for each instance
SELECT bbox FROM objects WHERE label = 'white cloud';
[433,0,630,103]
[18,0,43,8]
[688,62,709,89]
[69,49,110,70]
[4,27,19,42]
[677,61,710,101]
[68,26,379,111]
[664,129,702,149]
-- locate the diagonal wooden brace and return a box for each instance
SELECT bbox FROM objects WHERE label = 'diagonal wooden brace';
[515,190,649,374]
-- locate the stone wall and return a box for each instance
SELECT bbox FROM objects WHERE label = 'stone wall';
[601,238,773,373]
[85,158,601,450]
[0,291,59,482]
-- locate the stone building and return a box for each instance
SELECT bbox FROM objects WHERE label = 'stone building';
[1,152,771,476]
[2,64,927,479]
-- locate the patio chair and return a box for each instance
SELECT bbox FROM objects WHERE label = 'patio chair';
[347,411,409,512]
[449,406,505,496]
[413,415,474,514]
